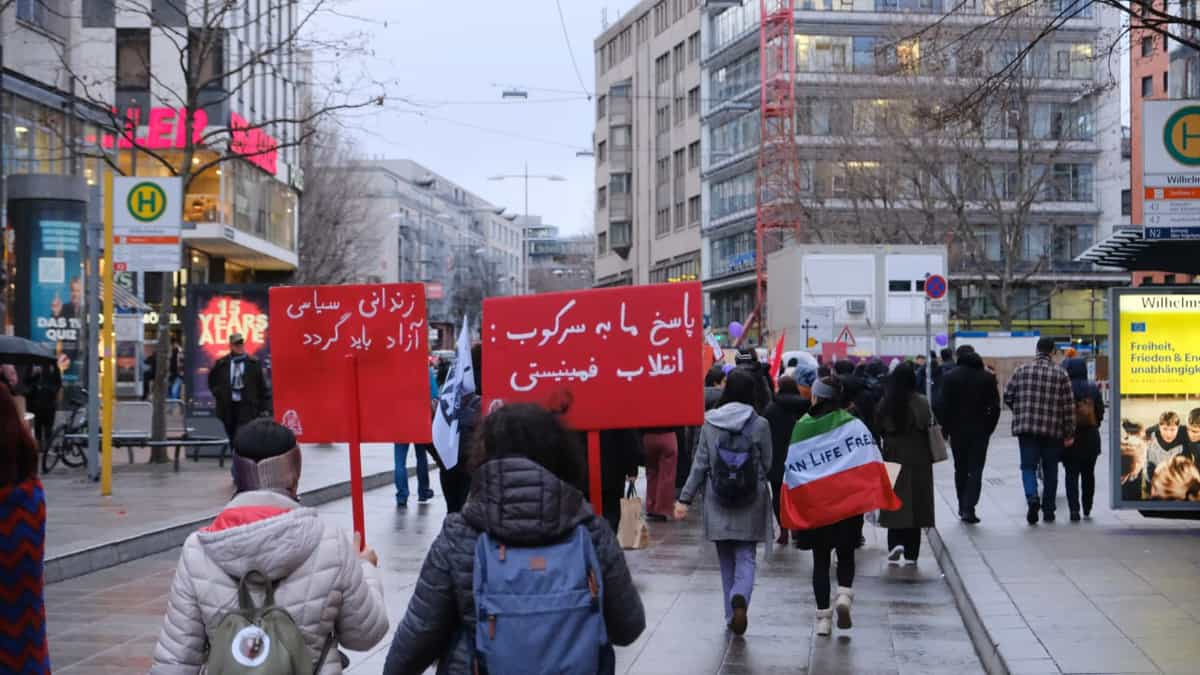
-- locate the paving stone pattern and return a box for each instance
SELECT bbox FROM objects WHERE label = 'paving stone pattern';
[930,414,1200,674]
[46,475,982,674]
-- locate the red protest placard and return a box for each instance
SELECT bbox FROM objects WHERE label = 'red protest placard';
[483,283,704,430]
[269,284,432,443]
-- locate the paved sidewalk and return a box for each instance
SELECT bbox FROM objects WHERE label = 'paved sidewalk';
[42,442,400,580]
[930,417,1200,675]
[47,476,982,674]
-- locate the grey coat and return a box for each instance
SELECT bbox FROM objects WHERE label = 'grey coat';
[877,394,936,530]
[382,457,646,675]
[679,402,774,543]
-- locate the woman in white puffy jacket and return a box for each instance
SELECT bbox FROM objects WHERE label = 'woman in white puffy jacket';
[150,420,389,674]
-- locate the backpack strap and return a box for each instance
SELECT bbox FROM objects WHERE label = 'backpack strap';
[313,633,336,675]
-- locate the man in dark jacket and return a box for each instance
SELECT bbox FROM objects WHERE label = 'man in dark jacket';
[24,364,61,452]
[763,376,809,545]
[734,348,772,413]
[207,333,270,461]
[940,347,1001,523]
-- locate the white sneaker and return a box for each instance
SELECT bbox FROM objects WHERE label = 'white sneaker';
[887,545,905,564]
[901,558,918,568]
[834,586,853,629]
[816,608,833,636]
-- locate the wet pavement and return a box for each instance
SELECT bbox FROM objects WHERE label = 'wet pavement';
[46,472,982,674]
[930,414,1200,674]
[41,442,397,561]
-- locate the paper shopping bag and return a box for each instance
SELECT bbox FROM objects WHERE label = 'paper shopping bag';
[618,481,650,550]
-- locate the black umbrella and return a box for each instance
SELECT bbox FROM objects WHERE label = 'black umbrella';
[0,335,57,365]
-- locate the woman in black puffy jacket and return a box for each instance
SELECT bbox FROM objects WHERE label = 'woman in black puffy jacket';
[383,403,646,675]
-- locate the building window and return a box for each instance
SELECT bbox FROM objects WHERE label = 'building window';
[688,195,700,226]
[656,207,671,236]
[1142,36,1155,56]
[189,29,225,90]
[636,13,649,43]
[687,141,700,170]
[17,0,64,34]
[688,32,701,62]
[656,105,670,134]
[83,0,115,27]
[656,156,670,186]
[650,254,700,283]
[610,173,632,193]
[152,0,187,26]
[687,87,700,116]
[674,201,685,230]
[597,95,607,120]
[1164,70,1170,93]
[655,53,670,84]
[1142,75,1154,97]
[673,149,685,182]
[674,43,685,74]
[1121,188,1132,216]
[597,186,607,209]
[611,125,632,148]
[598,232,608,256]
[116,29,152,89]
[674,95,685,124]
[597,140,607,162]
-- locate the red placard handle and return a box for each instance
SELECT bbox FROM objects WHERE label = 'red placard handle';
[587,431,602,517]
[348,355,366,548]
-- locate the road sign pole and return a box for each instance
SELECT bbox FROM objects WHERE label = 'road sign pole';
[924,299,932,401]
[101,170,115,496]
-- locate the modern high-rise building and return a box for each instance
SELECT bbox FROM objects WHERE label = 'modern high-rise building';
[593,0,703,288]
[700,0,1126,345]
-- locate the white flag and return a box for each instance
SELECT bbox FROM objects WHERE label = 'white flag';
[432,315,475,470]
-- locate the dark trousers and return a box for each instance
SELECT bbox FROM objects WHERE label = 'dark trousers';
[31,408,55,454]
[223,401,250,478]
[812,543,856,610]
[1018,435,1062,513]
[1063,453,1098,515]
[440,464,472,514]
[951,434,990,517]
[602,492,621,534]
[887,528,921,561]
[769,476,783,529]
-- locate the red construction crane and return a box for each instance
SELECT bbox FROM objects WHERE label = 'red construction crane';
[735,0,801,347]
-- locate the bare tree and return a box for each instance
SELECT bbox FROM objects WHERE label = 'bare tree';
[798,21,1105,328]
[295,121,373,284]
[55,0,383,458]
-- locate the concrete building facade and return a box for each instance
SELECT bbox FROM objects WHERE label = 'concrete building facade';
[525,218,595,294]
[593,0,703,288]
[699,0,1126,344]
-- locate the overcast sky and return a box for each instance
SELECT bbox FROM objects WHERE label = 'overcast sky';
[311,1,639,236]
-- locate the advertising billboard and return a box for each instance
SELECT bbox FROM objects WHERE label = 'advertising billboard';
[29,220,84,385]
[1111,288,1200,509]
[184,285,271,417]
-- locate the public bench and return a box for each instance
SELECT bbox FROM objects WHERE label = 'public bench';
[64,399,230,472]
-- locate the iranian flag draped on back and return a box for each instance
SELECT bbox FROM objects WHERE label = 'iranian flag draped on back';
[780,409,902,530]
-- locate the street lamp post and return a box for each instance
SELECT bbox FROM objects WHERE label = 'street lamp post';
[488,163,565,294]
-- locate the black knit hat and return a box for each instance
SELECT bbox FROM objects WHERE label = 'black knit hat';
[233,418,297,461]
[735,347,757,365]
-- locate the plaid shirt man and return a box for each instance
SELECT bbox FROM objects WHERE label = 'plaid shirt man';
[1004,354,1076,440]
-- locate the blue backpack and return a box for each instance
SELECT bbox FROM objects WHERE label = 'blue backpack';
[473,525,610,675]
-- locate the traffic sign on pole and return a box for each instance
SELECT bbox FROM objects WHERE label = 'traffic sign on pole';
[925,274,948,301]
[113,177,182,272]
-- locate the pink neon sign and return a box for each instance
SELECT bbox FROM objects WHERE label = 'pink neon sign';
[85,107,279,176]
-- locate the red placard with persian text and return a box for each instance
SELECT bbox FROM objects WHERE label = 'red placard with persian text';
[269,284,431,443]
[483,283,704,430]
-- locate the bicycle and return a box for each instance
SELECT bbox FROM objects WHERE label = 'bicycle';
[42,389,89,474]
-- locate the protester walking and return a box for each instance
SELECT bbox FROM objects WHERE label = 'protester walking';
[1004,337,1076,524]
[876,363,936,565]
[784,377,901,637]
[151,419,389,673]
[764,375,809,546]
[439,344,482,515]
[938,347,1001,523]
[208,333,271,466]
[382,403,645,675]
[23,363,61,454]
[1062,357,1105,521]
[676,370,773,636]
[704,365,726,410]
[734,347,773,413]
[167,336,184,400]
[0,386,49,674]
[642,428,679,521]
[396,365,439,509]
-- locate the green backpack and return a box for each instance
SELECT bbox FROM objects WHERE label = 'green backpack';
[204,570,334,675]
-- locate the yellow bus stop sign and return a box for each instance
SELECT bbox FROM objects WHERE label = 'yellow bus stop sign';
[125,181,169,222]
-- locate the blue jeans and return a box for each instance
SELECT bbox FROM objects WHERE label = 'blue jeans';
[715,541,757,622]
[1018,435,1061,512]
[394,443,433,504]
[168,376,183,400]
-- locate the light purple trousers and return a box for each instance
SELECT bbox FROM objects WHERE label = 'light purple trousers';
[715,541,757,621]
